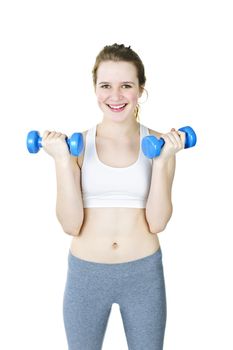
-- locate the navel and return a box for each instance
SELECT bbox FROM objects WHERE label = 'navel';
[112,242,119,249]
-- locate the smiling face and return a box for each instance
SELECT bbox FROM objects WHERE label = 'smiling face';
[95,61,143,122]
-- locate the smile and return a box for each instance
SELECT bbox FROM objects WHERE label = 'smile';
[107,104,128,112]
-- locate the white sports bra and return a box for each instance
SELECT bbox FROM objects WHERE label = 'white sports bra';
[81,123,152,208]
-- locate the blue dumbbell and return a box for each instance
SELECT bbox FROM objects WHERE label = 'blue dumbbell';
[141,126,197,159]
[26,130,84,156]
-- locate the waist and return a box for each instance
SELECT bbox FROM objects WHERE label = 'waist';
[70,228,159,263]
[80,207,149,234]
[70,208,159,263]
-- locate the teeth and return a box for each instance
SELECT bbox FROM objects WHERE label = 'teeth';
[109,104,126,109]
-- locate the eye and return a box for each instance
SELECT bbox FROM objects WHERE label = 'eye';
[122,84,132,89]
[100,84,111,89]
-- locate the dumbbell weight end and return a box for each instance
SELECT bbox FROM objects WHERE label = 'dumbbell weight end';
[178,126,197,149]
[27,130,42,153]
[67,133,84,156]
[141,136,165,159]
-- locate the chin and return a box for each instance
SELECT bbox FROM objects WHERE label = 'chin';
[107,109,136,121]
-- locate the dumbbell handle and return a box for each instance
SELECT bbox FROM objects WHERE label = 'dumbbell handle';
[156,127,195,149]
[32,135,73,150]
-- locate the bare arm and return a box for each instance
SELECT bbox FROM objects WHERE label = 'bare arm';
[145,155,175,234]
[55,156,84,236]
[145,128,185,234]
[42,131,84,236]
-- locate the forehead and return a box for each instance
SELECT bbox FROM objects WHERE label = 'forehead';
[97,61,138,82]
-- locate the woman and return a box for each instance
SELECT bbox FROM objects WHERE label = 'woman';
[42,43,185,350]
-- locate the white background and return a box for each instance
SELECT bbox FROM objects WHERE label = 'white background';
[1,0,233,349]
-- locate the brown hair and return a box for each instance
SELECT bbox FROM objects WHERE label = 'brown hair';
[92,43,147,121]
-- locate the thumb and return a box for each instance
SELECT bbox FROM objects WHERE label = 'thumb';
[178,130,186,148]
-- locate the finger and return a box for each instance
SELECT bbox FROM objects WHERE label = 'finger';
[166,132,180,147]
[169,128,183,148]
[47,131,58,139]
[171,131,183,149]
[161,134,174,146]
[42,130,51,140]
[177,131,186,148]
[60,133,67,141]
[54,132,63,139]
[164,132,182,151]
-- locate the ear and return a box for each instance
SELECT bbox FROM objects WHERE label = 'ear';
[139,85,145,98]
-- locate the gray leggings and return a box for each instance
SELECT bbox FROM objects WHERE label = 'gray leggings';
[63,248,167,350]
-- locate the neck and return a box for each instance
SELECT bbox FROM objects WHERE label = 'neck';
[98,118,140,139]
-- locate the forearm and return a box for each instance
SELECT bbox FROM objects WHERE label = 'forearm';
[55,158,84,235]
[145,157,175,234]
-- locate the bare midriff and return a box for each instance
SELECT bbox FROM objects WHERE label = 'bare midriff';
[70,126,160,264]
[70,207,160,263]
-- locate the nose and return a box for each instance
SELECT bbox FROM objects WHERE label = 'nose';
[110,87,124,101]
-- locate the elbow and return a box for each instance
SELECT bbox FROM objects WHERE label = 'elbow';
[56,213,84,237]
[147,205,173,234]
[61,222,83,236]
[149,222,168,234]
[63,226,81,237]
[56,211,83,237]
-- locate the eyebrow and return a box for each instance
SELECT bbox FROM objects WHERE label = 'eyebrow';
[98,81,135,85]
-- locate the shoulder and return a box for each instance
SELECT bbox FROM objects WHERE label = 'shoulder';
[147,126,163,139]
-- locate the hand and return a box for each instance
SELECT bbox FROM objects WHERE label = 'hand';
[158,128,186,161]
[42,131,70,161]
